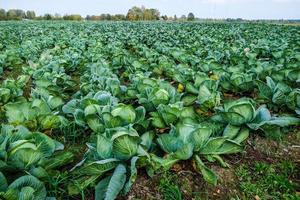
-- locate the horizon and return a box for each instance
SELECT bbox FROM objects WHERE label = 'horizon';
[2,0,300,20]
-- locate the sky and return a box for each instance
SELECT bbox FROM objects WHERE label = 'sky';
[2,0,300,19]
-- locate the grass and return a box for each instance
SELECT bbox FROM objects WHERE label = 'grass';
[46,171,70,198]
[59,121,87,144]
[159,172,183,200]
[236,161,299,200]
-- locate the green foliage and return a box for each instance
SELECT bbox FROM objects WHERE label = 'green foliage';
[159,172,183,200]
[0,125,74,199]
[95,164,127,200]
[0,174,47,200]
[0,21,299,200]
[187,12,195,21]
[236,161,299,200]
[126,6,160,21]
[63,14,82,21]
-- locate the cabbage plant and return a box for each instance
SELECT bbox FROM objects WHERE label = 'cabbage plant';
[63,91,147,133]
[286,89,300,115]
[4,99,68,130]
[68,127,153,199]
[217,98,300,137]
[0,75,29,105]
[183,73,221,111]
[256,76,292,106]
[0,173,47,200]
[0,125,74,200]
[150,120,246,185]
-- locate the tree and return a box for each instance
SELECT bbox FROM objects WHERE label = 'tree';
[143,9,152,20]
[106,14,112,20]
[0,9,6,20]
[161,15,168,20]
[16,9,25,18]
[149,8,160,20]
[86,15,91,20]
[99,14,105,20]
[174,15,177,21]
[187,12,195,21]
[44,13,52,20]
[7,9,25,20]
[63,14,82,20]
[6,10,17,20]
[180,15,186,20]
[90,15,100,20]
[1,6,162,21]
[141,7,160,20]
[113,14,126,21]
[26,10,36,19]
[143,9,159,20]
[54,13,62,20]
[99,14,113,20]
[126,6,143,20]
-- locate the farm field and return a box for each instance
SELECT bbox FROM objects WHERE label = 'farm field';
[0,21,299,200]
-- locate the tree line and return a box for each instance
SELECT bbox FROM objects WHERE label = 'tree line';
[0,9,36,20]
[0,6,195,21]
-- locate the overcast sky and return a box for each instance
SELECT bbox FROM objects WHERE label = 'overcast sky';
[2,0,300,19]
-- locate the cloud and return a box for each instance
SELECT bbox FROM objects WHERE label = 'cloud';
[273,0,300,2]
[201,0,238,3]
[202,0,300,3]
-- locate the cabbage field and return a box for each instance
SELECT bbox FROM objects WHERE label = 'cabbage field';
[0,21,299,200]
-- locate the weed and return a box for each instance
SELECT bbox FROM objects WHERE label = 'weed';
[159,172,183,200]
[46,171,69,198]
[59,121,87,145]
[236,161,299,200]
